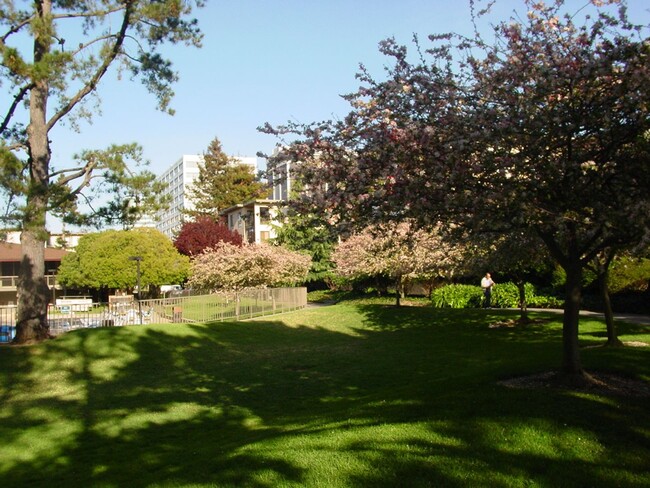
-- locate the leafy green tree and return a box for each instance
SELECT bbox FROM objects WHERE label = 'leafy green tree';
[1,0,204,343]
[57,228,190,295]
[605,254,650,295]
[45,143,170,230]
[272,209,337,287]
[187,137,267,218]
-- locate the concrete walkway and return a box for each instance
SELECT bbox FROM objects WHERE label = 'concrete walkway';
[526,308,650,326]
[306,302,650,326]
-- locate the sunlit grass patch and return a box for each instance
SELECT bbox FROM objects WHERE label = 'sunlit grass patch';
[0,303,648,487]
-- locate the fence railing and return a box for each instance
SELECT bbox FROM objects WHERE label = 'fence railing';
[0,287,307,341]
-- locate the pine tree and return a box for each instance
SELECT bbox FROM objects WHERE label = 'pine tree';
[187,137,267,217]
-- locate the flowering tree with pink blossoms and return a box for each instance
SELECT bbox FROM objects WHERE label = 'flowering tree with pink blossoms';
[332,222,463,305]
[188,242,311,291]
[263,0,650,382]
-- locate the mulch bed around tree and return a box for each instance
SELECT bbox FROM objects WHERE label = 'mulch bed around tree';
[490,319,650,397]
[498,370,650,398]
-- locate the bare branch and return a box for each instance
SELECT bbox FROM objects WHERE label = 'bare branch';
[50,160,98,188]
[1,83,33,135]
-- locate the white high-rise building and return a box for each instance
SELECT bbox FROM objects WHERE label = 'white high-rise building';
[267,146,292,201]
[152,154,258,238]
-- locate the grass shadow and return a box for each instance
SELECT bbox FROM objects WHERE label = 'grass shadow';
[0,304,648,486]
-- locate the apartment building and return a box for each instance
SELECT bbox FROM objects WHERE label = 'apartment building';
[267,146,293,201]
[152,154,258,239]
[221,199,282,244]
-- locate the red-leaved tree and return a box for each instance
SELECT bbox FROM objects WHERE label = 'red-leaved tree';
[173,216,243,257]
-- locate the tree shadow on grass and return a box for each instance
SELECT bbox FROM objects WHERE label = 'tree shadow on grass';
[0,305,648,487]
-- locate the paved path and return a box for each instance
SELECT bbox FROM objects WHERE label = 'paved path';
[526,308,650,326]
[308,302,650,326]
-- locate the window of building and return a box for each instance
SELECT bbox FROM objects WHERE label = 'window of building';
[259,206,271,224]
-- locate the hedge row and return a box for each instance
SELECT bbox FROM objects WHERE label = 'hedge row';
[430,282,562,309]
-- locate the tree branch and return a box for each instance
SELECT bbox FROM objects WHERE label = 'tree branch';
[50,160,98,189]
[46,1,134,131]
[1,84,33,135]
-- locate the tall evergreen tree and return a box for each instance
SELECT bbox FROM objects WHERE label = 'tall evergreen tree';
[187,137,267,218]
[272,209,337,287]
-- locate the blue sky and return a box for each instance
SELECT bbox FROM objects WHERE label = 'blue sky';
[48,0,650,177]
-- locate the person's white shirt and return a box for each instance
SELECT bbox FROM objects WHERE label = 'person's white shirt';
[481,275,494,289]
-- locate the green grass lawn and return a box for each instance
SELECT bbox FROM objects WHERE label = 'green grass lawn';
[0,303,648,487]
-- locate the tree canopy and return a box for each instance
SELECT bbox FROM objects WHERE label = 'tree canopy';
[188,242,311,291]
[272,209,338,286]
[57,228,190,292]
[264,0,650,378]
[1,0,204,342]
[174,215,243,257]
[332,222,463,305]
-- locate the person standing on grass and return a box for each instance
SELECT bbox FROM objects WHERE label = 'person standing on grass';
[481,273,495,308]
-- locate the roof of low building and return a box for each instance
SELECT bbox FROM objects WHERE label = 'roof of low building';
[220,199,283,216]
[0,242,69,262]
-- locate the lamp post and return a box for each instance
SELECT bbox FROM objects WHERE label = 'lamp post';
[129,256,143,325]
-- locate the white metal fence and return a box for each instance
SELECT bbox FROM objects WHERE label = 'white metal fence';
[0,287,307,341]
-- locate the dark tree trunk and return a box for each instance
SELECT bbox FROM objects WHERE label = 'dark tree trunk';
[15,230,50,343]
[598,267,623,347]
[561,260,584,377]
[516,280,530,324]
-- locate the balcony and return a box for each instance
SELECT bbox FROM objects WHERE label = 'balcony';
[0,275,60,290]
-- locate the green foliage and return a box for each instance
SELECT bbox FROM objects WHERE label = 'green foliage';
[57,228,189,290]
[53,144,170,229]
[491,282,533,308]
[432,282,562,309]
[529,294,564,309]
[272,210,337,284]
[608,256,650,293]
[431,284,483,308]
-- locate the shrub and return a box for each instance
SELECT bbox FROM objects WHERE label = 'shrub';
[431,284,483,308]
[491,282,535,308]
[431,282,563,309]
[529,294,564,308]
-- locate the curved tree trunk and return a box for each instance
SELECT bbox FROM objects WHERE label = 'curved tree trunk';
[599,268,622,347]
